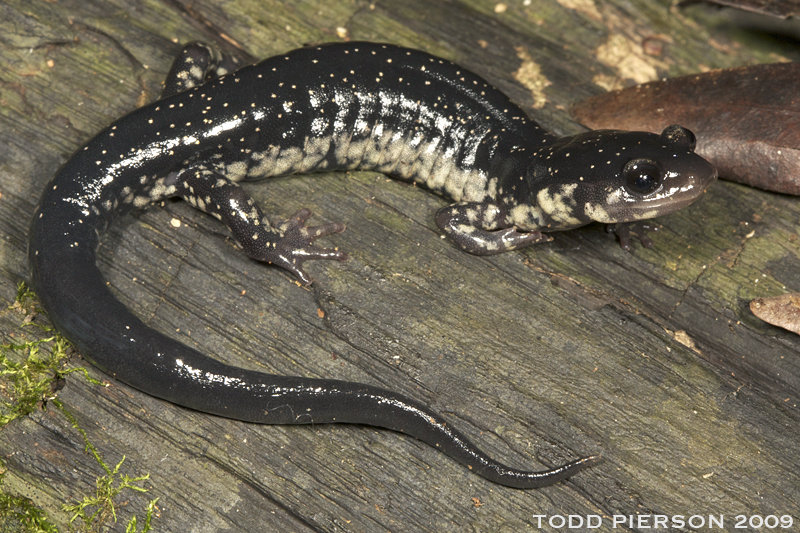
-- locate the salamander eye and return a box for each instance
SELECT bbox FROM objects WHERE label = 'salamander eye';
[622,159,663,196]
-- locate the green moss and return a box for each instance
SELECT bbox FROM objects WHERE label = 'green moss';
[0,463,59,532]
[1,283,158,532]
[3,283,66,425]
[57,402,157,532]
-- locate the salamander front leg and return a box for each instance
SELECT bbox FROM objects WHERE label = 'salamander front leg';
[435,201,552,255]
[608,221,659,250]
[168,167,347,284]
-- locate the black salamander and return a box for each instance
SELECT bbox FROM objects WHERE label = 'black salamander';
[28,42,717,488]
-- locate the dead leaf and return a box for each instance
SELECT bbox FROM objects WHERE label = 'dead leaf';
[751,293,800,335]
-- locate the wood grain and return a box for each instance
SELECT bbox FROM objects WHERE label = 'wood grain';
[1,0,798,531]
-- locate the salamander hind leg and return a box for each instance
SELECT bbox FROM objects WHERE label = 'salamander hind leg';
[168,167,347,284]
[161,42,239,98]
[435,201,552,255]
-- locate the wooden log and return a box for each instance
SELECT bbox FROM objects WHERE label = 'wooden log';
[0,0,797,530]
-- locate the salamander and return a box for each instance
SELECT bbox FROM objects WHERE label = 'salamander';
[28,41,717,489]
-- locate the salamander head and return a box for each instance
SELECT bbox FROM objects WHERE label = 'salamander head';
[526,125,717,231]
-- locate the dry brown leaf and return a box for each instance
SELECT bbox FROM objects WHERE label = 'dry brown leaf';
[751,293,800,335]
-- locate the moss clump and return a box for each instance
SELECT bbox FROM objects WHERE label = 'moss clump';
[1,283,158,532]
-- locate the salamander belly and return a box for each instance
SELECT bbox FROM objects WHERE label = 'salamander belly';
[236,88,495,203]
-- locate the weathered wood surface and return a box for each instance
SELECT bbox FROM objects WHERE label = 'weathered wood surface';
[1,0,798,531]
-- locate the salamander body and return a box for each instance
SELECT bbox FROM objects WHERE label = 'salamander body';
[28,42,717,488]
